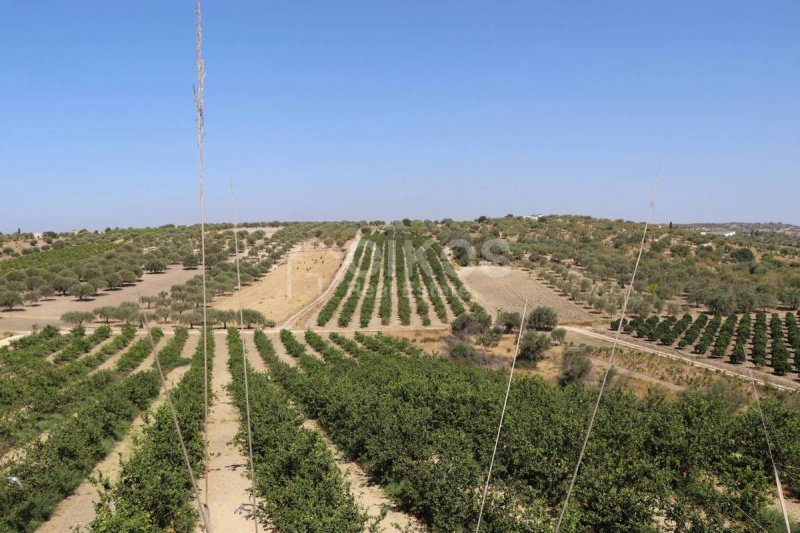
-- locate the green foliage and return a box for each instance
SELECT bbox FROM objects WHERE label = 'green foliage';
[230,330,366,531]
[550,327,567,344]
[518,331,551,363]
[53,324,111,363]
[317,240,366,326]
[0,370,160,532]
[60,310,95,326]
[528,306,559,331]
[115,329,164,373]
[450,341,477,359]
[497,310,522,333]
[267,330,792,530]
[0,289,22,310]
[154,327,190,369]
[558,344,593,386]
[91,330,214,532]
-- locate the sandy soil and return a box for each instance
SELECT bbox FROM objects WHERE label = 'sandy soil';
[267,331,299,367]
[241,330,267,372]
[215,244,346,328]
[295,238,359,328]
[195,331,259,532]
[458,266,596,324]
[92,332,148,373]
[0,266,198,332]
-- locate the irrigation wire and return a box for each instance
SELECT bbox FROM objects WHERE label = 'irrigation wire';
[230,180,260,532]
[748,369,792,532]
[475,300,528,532]
[136,297,210,533]
[192,0,211,520]
[554,176,658,532]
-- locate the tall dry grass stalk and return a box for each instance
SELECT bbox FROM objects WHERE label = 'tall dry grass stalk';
[193,1,212,530]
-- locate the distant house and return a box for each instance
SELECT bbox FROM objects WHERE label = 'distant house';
[33,232,43,240]
[523,214,544,221]
[699,230,736,237]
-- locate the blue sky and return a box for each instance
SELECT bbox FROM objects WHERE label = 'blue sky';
[1,1,798,232]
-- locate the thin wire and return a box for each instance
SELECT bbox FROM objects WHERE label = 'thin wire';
[720,490,769,533]
[748,369,791,532]
[475,300,529,532]
[193,0,211,518]
[554,174,658,532]
[230,180,260,532]
[137,298,210,533]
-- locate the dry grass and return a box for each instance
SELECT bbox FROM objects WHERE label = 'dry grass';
[458,266,597,324]
[215,246,344,325]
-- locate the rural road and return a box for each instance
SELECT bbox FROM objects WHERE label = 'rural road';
[564,326,799,393]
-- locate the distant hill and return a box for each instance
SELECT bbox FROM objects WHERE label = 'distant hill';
[675,221,800,236]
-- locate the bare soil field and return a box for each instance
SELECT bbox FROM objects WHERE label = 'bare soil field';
[458,266,596,324]
[215,244,346,327]
[0,266,198,332]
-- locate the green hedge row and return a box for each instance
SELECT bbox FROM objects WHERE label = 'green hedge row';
[231,329,365,531]
[90,329,214,532]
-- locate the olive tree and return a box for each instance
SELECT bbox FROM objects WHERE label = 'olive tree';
[0,290,22,311]
[61,311,95,326]
[528,306,559,331]
[518,331,552,365]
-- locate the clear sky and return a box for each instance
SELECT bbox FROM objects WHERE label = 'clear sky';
[1,1,798,232]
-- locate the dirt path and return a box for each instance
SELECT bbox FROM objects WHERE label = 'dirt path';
[268,331,299,367]
[92,332,146,373]
[565,326,799,392]
[349,242,378,329]
[37,364,191,532]
[240,330,267,372]
[368,241,387,329]
[46,331,112,363]
[328,244,372,329]
[301,419,423,532]
[270,332,422,531]
[398,248,423,329]
[283,237,359,329]
[195,331,258,533]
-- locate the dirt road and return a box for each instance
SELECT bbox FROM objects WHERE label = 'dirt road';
[195,331,258,532]
[564,326,799,392]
